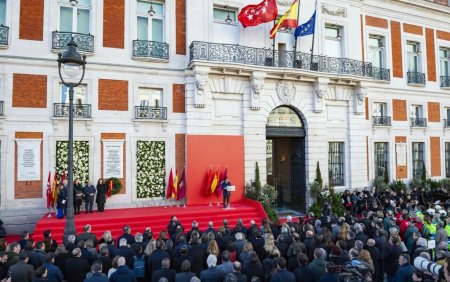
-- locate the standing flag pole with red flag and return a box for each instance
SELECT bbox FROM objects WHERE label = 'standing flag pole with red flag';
[173,169,179,206]
[205,167,214,206]
[269,0,299,39]
[176,168,186,204]
[46,171,52,214]
[238,0,278,28]
[166,168,174,207]
[51,172,58,210]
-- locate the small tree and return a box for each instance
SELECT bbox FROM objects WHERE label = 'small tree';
[383,162,389,184]
[421,162,427,183]
[255,162,261,196]
[316,161,323,188]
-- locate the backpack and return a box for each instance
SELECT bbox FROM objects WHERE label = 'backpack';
[133,255,145,278]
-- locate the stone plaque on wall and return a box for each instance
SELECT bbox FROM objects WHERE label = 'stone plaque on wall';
[103,141,124,179]
[17,140,41,181]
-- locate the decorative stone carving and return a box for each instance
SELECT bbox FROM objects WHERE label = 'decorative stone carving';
[313,78,329,113]
[321,4,347,17]
[250,72,265,110]
[354,84,367,115]
[276,81,296,105]
[193,67,210,108]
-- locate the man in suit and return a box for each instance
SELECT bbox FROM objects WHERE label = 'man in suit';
[200,254,225,282]
[65,248,90,282]
[152,257,176,282]
[231,261,247,282]
[221,177,232,209]
[270,257,295,282]
[148,239,169,278]
[117,225,135,247]
[110,257,136,282]
[82,181,96,213]
[8,252,34,282]
[76,224,98,247]
[175,260,196,282]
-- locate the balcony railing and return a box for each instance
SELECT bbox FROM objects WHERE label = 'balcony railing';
[190,41,374,78]
[0,101,3,116]
[444,119,450,127]
[134,106,167,120]
[54,103,91,118]
[411,117,427,127]
[407,71,426,85]
[371,67,390,81]
[372,116,392,126]
[132,40,169,60]
[52,31,94,53]
[0,25,9,46]
[441,76,450,88]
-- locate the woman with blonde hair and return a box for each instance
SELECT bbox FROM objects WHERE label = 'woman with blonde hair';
[338,223,350,241]
[207,239,220,257]
[239,242,253,268]
[99,230,113,245]
[358,249,374,279]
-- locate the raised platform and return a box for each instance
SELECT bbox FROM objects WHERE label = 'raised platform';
[33,199,267,242]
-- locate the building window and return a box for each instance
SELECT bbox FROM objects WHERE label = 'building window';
[411,104,423,119]
[138,88,162,107]
[440,48,449,77]
[59,0,91,34]
[324,25,342,58]
[412,142,424,179]
[61,84,87,105]
[0,0,5,25]
[328,142,345,186]
[368,35,385,68]
[373,102,387,117]
[374,142,389,178]
[446,143,450,178]
[213,7,236,24]
[406,41,421,72]
[137,0,164,42]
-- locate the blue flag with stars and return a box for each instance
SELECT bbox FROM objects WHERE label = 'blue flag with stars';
[294,11,316,37]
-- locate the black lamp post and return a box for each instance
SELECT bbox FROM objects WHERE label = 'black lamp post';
[57,38,86,242]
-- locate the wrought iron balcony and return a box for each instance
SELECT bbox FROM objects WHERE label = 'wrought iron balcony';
[54,103,91,118]
[444,119,450,127]
[371,67,390,81]
[132,40,169,60]
[0,101,3,116]
[441,76,450,88]
[189,41,373,78]
[410,117,427,127]
[52,31,94,53]
[134,106,167,120]
[407,71,426,85]
[0,25,9,47]
[372,116,392,126]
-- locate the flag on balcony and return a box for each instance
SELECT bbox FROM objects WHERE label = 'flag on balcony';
[166,168,174,199]
[238,0,278,28]
[294,11,316,37]
[269,0,298,39]
[210,168,219,194]
[51,172,58,208]
[177,168,186,200]
[46,171,52,209]
[204,168,213,196]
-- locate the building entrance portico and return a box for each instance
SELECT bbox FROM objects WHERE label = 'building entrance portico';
[266,106,306,212]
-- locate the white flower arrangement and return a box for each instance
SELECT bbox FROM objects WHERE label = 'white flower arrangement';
[56,141,89,183]
[136,141,166,198]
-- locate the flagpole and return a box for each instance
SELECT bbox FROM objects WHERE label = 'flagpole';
[310,0,318,70]
[293,0,301,67]
[271,20,276,67]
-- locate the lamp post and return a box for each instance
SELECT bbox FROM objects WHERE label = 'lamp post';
[57,38,86,243]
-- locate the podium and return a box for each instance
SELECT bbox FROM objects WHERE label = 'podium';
[226,185,235,192]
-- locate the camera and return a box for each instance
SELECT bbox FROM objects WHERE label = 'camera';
[414,256,442,276]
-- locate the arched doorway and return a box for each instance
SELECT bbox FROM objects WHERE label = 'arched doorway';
[266,106,306,212]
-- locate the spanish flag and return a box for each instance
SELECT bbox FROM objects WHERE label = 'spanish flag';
[269,0,298,39]
[172,169,179,199]
[210,168,219,194]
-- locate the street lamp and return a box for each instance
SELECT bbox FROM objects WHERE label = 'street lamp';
[57,38,86,243]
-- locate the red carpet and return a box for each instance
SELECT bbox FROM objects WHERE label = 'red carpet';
[33,199,267,242]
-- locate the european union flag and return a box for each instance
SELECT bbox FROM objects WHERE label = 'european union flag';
[294,11,316,38]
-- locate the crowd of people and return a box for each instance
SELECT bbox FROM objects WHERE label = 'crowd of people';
[1,187,450,281]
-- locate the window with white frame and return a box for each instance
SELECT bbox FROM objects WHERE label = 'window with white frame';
[137,0,164,42]
[410,104,423,119]
[61,84,87,105]
[213,7,236,24]
[59,0,91,34]
[0,0,6,26]
[412,142,424,179]
[138,88,162,107]
[406,41,421,72]
[374,142,389,178]
[372,102,388,117]
[324,25,342,58]
[368,35,385,68]
[328,142,345,186]
[440,48,450,77]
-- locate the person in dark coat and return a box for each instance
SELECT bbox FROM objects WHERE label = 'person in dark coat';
[200,254,225,282]
[9,252,34,282]
[95,178,107,212]
[188,234,206,277]
[73,179,83,215]
[366,239,380,282]
[384,237,402,282]
[109,257,136,282]
[293,253,315,282]
[65,248,90,282]
[152,258,176,282]
[231,261,247,282]
[303,231,317,262]
[117,226,135,247]
[175,260,196,282]
[77,224,98,247]
[242,252,264,282]
[115,239,134,269]
[30,242,47,269]
[148,239,169,278]
[56,183,68,218]
[82,181,96,213]
[394,254,415,282]
[271,257,295,282]
[84,262,109,282]
[42,253,63,282]
[0,251,7,280]
[318,262,339,282]
[174,245,193,273]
